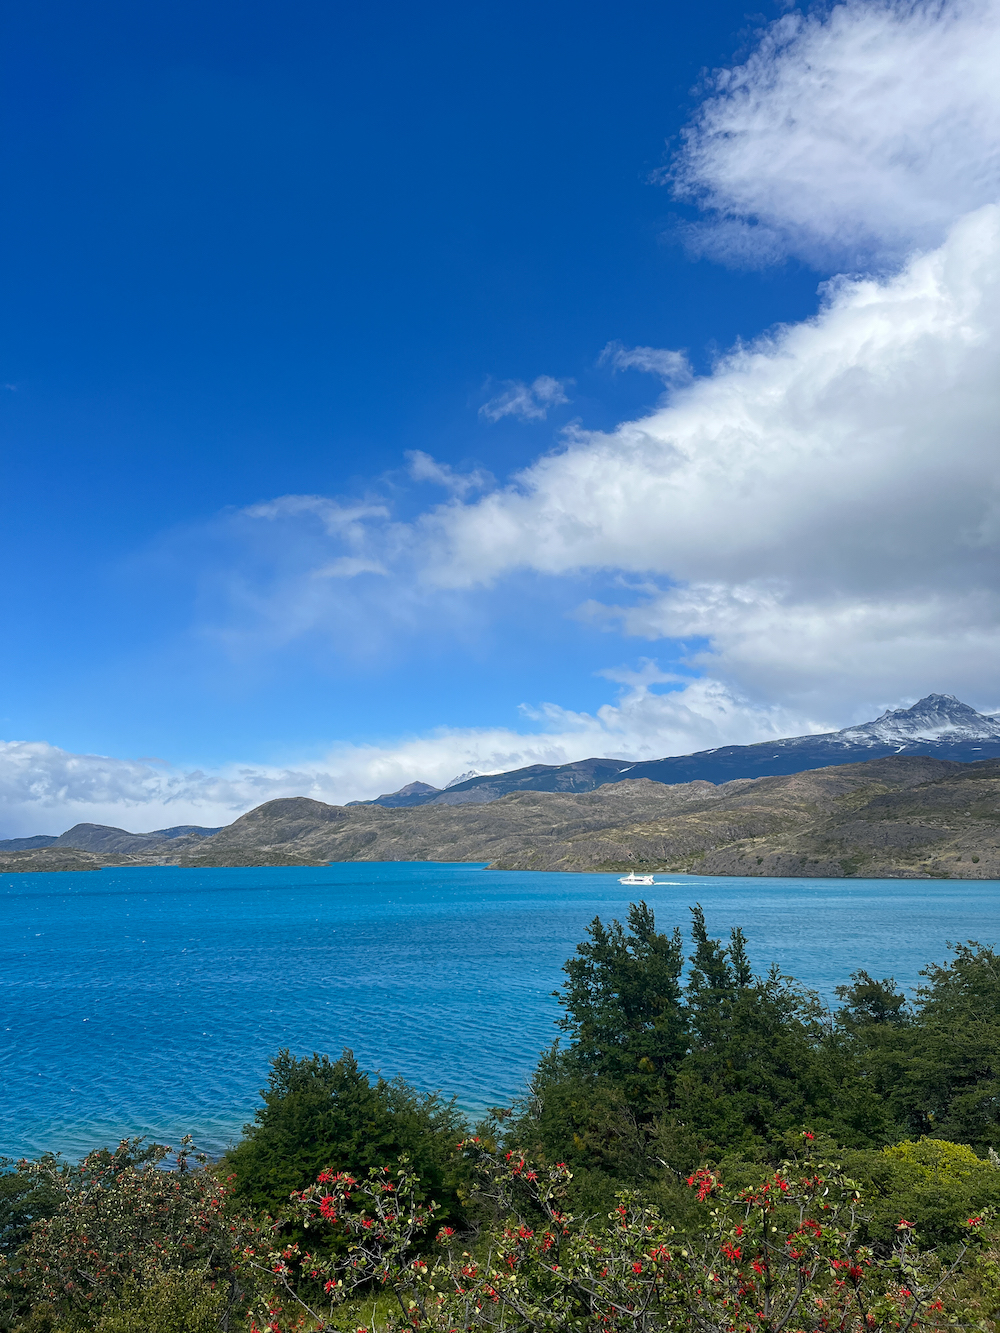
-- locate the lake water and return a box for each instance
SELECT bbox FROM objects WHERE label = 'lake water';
[2,862,999,1161]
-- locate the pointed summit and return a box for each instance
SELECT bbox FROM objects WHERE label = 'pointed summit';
[844,694,1000,745]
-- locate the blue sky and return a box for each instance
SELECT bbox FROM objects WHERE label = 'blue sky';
[3,0,1000,833]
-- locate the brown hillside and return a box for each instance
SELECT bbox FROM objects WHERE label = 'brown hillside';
[7,755,1000,877]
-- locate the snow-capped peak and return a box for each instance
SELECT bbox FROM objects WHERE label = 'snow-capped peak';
[839,694,1000,745]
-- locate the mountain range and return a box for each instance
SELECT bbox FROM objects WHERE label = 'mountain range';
[354,694,1000,806]
[5,694,1000,879]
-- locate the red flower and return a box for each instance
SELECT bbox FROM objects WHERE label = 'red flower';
[686,1168,719,1202]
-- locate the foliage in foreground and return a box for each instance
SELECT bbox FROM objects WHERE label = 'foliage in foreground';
[7,1134,1000,1333]
[0,1138,264,1333]
[255,1141,998,1333]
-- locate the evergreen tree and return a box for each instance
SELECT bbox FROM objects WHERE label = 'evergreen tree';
[554,901,688,1105]
[889,943,1000,1150]
[835,971,910,1031]
[224,1049,468,1225]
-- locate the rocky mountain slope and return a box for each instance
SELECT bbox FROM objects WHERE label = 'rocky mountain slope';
[0,822,222,857]
[6,753,1000,878]
[356,695,1000,807]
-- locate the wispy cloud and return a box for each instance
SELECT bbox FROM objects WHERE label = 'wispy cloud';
[243,495,389,534]
[405,450,494,497]
[667,0,1000,268]
[480,375,572,422]
[599,341,692,385]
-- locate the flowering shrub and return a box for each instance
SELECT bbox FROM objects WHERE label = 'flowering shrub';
[239,1157,444,1331]
[250,1138,992,1333]
[0,1137,265,1329]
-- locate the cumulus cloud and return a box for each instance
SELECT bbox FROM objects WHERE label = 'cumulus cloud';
[480,375,572,422]
[668,0,1000,268]
[0,676,820,838]
[427,206,1000,581]
[599,341,693,385]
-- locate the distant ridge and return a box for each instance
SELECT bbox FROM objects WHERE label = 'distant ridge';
[351,695,1000,808]
[0,834,59,851]
[345,781,441,809]
[0,822,222,855]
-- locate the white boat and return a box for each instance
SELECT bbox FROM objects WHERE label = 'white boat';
[618,872,655,885]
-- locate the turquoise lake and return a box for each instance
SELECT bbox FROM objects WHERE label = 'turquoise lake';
[2,862,999,1161]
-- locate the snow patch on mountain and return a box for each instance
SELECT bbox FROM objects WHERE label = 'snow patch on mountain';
[838,694,1000,746]
[445,769,494,788]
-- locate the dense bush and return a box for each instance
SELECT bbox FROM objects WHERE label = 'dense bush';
[0,1138,261,1333]
[840,943,1000,1150]
[223,1049,469,1230]
[256,1142,998,1333]
[0,1164,60,1261]
[842,1137,1000,1250]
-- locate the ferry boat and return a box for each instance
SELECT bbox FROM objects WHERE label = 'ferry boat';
[618,872,655,885]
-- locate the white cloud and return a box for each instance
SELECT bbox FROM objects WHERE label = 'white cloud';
[480,375,572,422]
[668,0,1000,268]
[599,341,693,385]
[0,677,820,838]
[225,206,1000,716]
[243,495,389,535]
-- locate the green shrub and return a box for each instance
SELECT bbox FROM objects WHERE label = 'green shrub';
[843,1136,1000,1249]
[90,1271,229,1333]
[223,1048,469,1231]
